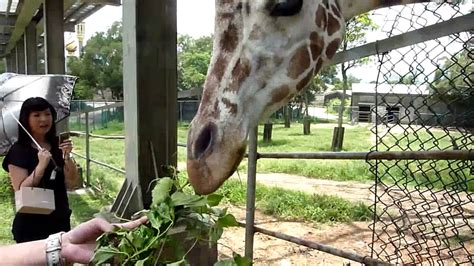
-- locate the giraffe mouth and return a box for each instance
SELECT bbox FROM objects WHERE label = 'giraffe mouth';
[187,121,247,195]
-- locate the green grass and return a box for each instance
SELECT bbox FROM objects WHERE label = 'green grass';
[216,179,372,223]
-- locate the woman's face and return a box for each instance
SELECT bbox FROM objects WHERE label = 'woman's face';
[28,108,53,136]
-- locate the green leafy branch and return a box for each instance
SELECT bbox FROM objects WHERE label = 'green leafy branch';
[93,175,249,266]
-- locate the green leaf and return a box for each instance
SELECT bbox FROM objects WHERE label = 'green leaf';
[207,194,224,207]
[171,192,206,207]
[135,257,149,266]
[233,253,252,266]
[217,214,238,228]
[148,211,163,231]
[152,177,174,207]
[209,226,224,242]
[93,246,122,265]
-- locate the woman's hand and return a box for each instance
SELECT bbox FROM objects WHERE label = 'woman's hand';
[37,149,52,169]
[60,216,148,263]
[59,139,73,159]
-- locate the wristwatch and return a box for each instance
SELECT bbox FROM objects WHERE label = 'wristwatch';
[45,232,65,266]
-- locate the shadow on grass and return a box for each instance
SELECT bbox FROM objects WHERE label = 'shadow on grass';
[68,189,110,225]
[257,139,291,147]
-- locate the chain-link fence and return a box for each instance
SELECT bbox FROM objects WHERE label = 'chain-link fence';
[368,2,473,264]
[69,100,201,131]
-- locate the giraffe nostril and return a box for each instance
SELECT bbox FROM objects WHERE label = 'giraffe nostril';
[193,123,217,159]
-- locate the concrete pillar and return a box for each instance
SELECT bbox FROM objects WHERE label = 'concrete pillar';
[25,21,37,74]
[12,47,18,73]
[5,54,13,72]
[116,0,178,214]
[17,37,26,74]
[44,0,65,74]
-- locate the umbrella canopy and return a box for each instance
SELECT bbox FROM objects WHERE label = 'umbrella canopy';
[0,73,77,155]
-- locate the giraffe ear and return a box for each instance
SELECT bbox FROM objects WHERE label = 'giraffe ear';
[268,0,303,17]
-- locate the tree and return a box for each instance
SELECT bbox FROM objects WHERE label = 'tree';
[177,35,213,91]
[288,65,339,133]
[431,50,473,105]
[332,13,377,151]
[67,22,123,100]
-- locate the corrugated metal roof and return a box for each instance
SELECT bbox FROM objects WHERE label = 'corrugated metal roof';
[352,83,430,95]
[0,0,120,56]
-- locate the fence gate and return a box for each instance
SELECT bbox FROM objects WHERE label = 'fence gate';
[368,2,473,264]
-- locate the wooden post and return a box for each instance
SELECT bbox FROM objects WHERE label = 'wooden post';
[263,120,273,142]
[85,111,90,186]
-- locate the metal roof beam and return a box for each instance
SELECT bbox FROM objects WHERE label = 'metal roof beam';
[330,13,474,66]
[0,15,17,26]
[0,35,12,43]
[5,0,42,53]
[84,0,120,6]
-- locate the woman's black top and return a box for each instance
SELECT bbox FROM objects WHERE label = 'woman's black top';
[2,142,71,243]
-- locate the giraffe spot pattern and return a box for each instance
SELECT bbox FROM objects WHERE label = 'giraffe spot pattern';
[220,23,239,53]
[315,5,326,29]
[222,98,238,115]
[245,3,251,15]
[296,70,313,92]
[331,4,341,18]
[288,46,311,80]
[227,58,251,92]
[327,13,341,36]
[213,100,220,119]
[271,85,290,103]
[201,76,219,109]
[310,32,324,61]
[213,55,228,84]
[325,38,341,59]
[314,58,323,75]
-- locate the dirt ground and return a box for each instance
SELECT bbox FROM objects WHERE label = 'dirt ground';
[217,173,473,265]
[219,204,373,265]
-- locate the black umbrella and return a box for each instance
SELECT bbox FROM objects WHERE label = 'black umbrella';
[0,73,78,155]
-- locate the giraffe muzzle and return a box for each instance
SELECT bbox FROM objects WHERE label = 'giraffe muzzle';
[192,123,216,160]
[187,119,248,195]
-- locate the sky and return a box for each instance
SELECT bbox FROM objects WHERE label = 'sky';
[82,0,215,42]
[79,0,471,84]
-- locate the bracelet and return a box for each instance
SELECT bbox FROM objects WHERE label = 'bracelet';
[45,232,65,266]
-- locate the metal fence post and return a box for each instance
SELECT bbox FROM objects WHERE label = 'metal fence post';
[85,111,91,186]
[245,126,258,261]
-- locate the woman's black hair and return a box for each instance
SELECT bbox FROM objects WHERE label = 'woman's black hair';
[17,97,58,149]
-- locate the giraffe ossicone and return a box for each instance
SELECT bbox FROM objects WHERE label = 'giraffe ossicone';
[187,0,431,195]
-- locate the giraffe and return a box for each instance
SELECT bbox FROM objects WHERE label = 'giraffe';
[186,0,431,195]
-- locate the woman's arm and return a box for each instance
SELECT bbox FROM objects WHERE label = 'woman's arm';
[8,165,43,190]
[8,149,51,191]
[63,157,79,190]
[0,239,46,265]
[60,139,79,190]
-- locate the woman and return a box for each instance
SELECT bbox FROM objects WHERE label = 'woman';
[2,97,79,243]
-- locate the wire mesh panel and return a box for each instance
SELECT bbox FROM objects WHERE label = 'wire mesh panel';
[368,2,473,264]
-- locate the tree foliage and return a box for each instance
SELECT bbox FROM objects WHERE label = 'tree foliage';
[431,50,473,101]
[340,13,378,85]
[67,22,123,100]
[177,35,213,91]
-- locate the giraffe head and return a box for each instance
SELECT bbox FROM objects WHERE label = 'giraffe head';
[187,0,346,194]
[187,0,430,194]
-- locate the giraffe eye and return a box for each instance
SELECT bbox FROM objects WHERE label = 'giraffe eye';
[268,0,303,17]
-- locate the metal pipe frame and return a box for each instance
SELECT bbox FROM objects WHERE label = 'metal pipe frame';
[244,127,258,261]
[72,152,125,175]
[257,150,473,161]
[238,222,390,266]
